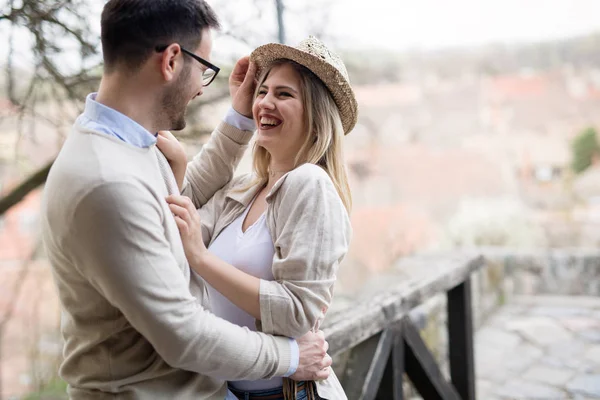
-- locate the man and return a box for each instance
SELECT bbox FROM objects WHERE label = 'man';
[41,1,331,399]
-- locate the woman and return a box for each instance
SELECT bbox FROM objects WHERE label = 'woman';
[162,36,357,400]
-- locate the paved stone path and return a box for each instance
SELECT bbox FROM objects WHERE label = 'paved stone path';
[476,295,600,399]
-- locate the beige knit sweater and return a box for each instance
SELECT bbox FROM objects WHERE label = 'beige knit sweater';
[41,121,292,399]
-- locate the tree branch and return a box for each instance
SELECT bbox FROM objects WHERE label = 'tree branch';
[0,161,53,216]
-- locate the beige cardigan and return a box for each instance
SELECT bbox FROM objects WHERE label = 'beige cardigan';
[198,164,352,399]
[41,121,293,399]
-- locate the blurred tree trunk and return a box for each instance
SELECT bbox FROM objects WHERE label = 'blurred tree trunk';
[275,0,286,44]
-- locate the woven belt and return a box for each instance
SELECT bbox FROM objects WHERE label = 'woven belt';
[232,382,306,400]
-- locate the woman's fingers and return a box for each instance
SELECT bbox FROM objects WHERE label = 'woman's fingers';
[230,56,250,84]
[158,130,177,141]
[156,134,167,147]
[166,195,202,236]
[167,195,195,212]
[169,203,190,223]
[173,215,188,235]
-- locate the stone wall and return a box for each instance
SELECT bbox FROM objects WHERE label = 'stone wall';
[402,249,600,375]
[482,248,600,297]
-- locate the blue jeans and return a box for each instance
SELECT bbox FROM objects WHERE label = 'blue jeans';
[228,384,312,400]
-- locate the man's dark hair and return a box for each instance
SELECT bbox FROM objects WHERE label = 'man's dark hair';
[101,0,220,72]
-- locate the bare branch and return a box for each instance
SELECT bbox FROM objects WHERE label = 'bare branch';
[6,15,16,104]
[44,13,96,55]
[219,29,257,48]
[0,161,53,217]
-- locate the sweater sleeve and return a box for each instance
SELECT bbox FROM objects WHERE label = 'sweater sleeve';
[181,121,253,208]
[69,181,291,379]
[259,165,352,338]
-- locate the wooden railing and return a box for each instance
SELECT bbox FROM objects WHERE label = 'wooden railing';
[322,254,486,400]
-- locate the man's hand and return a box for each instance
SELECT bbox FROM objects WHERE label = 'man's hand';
[291,330,332,381]
[229,56,257,118]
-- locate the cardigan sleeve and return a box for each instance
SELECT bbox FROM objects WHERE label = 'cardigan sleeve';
[181,121,253,208]
[258,164,352,338]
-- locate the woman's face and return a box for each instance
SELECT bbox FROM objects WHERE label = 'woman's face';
[252,63,306,163]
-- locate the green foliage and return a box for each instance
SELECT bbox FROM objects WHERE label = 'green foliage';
[571,127,600,174]
[23,378,68,400]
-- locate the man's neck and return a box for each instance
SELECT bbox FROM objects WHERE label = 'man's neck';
[96,75,159,134]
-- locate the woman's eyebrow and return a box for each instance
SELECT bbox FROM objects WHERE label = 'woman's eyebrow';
[260,84,298,93]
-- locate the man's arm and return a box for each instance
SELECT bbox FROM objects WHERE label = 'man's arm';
[70,180,291,380]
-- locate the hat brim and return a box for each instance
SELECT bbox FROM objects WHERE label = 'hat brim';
[250,43,358,135]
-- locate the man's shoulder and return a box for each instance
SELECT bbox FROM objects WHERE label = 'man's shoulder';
[50,127,157,185]
[45,130,161,219]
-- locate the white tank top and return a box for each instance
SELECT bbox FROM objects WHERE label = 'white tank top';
[206,201,282,391]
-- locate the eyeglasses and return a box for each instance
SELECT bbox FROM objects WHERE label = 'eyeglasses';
[155,45,220,87]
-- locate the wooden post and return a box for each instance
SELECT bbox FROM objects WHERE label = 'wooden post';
[402,317,461,400]
[447,278,476,400]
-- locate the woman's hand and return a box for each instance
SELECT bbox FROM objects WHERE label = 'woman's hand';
[229,56,257,118]
[157,131,187,191]
[167,195,263,318]
[166,194,207,269]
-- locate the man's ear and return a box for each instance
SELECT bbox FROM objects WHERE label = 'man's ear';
[159,44,183,82]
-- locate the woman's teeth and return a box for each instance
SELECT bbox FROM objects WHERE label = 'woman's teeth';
[260,117,280,126]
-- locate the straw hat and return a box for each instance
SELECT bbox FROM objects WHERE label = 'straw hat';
[250,36,358,135]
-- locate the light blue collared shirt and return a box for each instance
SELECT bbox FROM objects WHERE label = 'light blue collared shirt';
[77,93,299,394]
[76,93,158,147]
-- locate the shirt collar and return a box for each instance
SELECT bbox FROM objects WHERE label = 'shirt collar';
[81,93,157,148]
[225,170,294,206]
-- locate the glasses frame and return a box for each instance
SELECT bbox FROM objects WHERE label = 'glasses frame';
[155,44,220,87]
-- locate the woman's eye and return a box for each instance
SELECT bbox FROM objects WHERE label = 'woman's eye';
[279,92,292,97]
[258,90,267,95]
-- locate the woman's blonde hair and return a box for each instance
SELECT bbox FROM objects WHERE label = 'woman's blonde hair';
[251,59,352,212]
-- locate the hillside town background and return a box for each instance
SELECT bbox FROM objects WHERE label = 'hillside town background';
[1,1,600,398]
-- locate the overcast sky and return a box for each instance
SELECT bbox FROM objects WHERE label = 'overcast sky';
[2,0,600,69]
[325,0,600,50]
